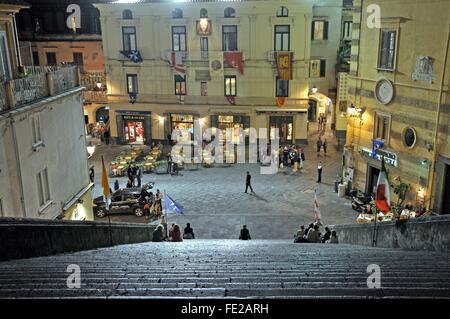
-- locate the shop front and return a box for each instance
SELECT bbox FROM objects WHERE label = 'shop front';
[269,116,293,145]
[116,110,152,145]
[170,113,197,143]
[210,114,250,144]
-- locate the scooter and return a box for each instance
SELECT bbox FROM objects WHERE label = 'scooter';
[350,189,374,213]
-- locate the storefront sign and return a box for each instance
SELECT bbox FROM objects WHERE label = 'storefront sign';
[275,52,293,80]
[361,147,398,167]
[123,115,145,121]
[116,110,151,115]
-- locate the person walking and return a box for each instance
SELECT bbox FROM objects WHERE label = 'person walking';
[89,167,94,183]
[135,165,142,187]
[317,162,323,183]
[167,153,172,174]
[322,138,328,156]
[316,137,322,156]
[239,225,251,240]
[300,148,305,169]
[245,171,254,193]
[114,179,120,191]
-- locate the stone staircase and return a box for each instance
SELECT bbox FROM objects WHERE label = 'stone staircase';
[0,240,449,298]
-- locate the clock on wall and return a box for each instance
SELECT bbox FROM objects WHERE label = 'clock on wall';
[375,79,395,105]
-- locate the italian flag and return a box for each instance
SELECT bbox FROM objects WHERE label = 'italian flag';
[375,159,391,214]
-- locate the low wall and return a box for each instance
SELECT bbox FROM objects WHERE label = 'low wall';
[332,215,450,252]
[0,218,156,261]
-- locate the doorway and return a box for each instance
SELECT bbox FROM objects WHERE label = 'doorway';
[367,165,380,197]
[442,164,450,214]
[308,100,317,122]
[270,116,293,145]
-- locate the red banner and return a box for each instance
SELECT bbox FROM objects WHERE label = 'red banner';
[224,52,244,75]
[276,97,285,107]
[276,52,293,80]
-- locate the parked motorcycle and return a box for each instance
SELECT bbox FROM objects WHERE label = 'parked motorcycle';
[349,189,374,213]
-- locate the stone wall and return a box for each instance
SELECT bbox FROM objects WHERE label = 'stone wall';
[0,218,156,261]
[331,215,450,252]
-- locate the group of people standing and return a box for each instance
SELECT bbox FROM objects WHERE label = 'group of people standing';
[279,146,306,171]
[139,184,163,222]
[294,224,338,244]
[126,163,143,188]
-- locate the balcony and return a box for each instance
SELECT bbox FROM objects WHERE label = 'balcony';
[80,72,108,104]
[0,65,79,112]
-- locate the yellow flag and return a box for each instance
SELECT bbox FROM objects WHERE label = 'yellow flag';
[101,156,110,199]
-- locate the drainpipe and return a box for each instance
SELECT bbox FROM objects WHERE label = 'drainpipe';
[428,26,450,212]
[9,117,27,217]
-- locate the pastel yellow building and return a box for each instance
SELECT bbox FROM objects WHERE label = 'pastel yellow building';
[95,0,346,146]
[344,0,450,214]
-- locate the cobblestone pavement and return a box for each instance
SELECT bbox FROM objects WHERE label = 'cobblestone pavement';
[89,124,356,239]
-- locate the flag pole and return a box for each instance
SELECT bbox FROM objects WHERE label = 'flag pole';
[164,190,168,239]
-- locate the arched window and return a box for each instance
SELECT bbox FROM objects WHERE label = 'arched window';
[172,8,183,19]
[224,7,235,18]
[277,6,288,17]
[200,8,208,18]
[122,9,133,20]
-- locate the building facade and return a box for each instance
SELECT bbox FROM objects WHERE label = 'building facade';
[95,0,334,146]
[344,0,450,214]
[0,1,93,220]
[15,0,107,129]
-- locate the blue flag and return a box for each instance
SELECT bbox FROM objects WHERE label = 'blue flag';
[164,194,183,214]
[120,50,143,63]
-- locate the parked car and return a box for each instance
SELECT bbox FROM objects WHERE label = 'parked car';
[93,182,154,218]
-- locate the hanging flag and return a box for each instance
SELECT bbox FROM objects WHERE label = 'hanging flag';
[375,158,391,214]
[209,51,224,75]
[275,52,293,80]
[226,95,236,105]
[120,50,143,63]
[314,191,322,222]
[163,51,186,75]
[101,156,110,200]
[164,194,184,214]
[224,52,244,75]
[372,139,384,159]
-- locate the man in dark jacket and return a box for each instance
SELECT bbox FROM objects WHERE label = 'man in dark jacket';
[245,171,254,193]
[321,227,332,243]
[239,225,251,240]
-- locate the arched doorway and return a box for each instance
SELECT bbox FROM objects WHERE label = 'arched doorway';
[96,106,110,124]
[308,99,317,122]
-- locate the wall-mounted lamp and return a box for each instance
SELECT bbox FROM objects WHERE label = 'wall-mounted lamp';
[95,82,103,90]
[347,104,365,118]
[311,85,318,94]
[158,116,165,124]
[421,159,431,168]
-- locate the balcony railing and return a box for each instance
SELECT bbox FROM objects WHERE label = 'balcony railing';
[83,90,108,104]
[0,65,80,111]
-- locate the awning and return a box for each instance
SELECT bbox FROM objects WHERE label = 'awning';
[255,107,308,113]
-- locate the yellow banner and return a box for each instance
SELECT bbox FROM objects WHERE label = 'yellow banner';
[276,52,293,80]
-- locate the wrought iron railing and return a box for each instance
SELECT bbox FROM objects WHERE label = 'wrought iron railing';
[52,66,78,94]
[11,73,49,107]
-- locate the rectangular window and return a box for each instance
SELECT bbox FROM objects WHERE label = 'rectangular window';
[201,81,207,96]
[374,113,390,141]
[224,75,236,96]
[36,168,50,207]
[122,26,137,51]
[276,77,289,97]
[172,26,187,51]
[175,75,186,95]
[32,51,40,66]
[31,115,42,144]
[73,52,84,71]
[200,37,208,58]
[274,25,290,51]
[0,31,11,80]
[312,20,328,40]
[222,25,238,51]
[379,30,396,70]
[310,59,326,78]
[343,21,353,40]
[46,52,57,66]
[126,74,138,94]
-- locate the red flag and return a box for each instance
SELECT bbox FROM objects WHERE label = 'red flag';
[224,52,244,75]
[375,159,391,214]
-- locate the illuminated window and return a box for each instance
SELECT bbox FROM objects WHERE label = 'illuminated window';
[127,74,138,94]
[312,20,328,40]
[224,75,236,96]
[374,113,390,141]
[175,75,186,95]
[274,25,290,51]
[276,77,289,97]
[310,59,326,78]
[122,26,137,51]
[172,26,186,51]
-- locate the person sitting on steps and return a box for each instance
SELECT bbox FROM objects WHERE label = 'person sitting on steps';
[239,225,251,240]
